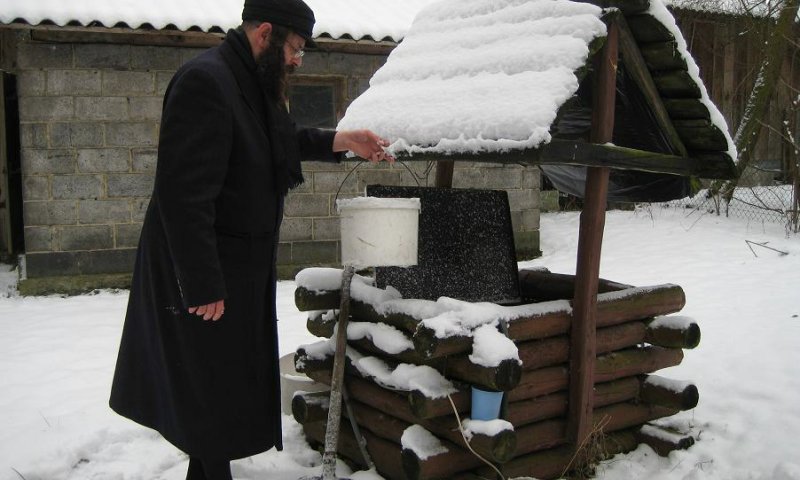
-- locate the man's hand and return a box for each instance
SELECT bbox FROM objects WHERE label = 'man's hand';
[188,299,225,321]
[333,129,395,164]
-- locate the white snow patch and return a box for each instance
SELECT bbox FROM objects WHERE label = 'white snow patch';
[400,425,448,460]
[469,323,520,367]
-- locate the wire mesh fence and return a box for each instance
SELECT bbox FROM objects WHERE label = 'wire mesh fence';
[661,176,799,234]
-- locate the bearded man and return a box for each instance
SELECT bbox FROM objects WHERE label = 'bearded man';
[109,0,391,478]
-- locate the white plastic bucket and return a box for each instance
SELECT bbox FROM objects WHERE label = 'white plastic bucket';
[337,197,421,268]
[279,353,329,415]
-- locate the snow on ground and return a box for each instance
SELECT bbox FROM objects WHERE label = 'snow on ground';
[1,205,798,480]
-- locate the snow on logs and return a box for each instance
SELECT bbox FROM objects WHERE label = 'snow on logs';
[293,268,700,479]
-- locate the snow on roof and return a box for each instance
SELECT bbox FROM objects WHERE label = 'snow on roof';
[0,0,438,42]
[336,0,608,155]
[337,0,737,160]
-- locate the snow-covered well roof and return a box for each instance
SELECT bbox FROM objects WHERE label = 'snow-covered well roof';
[337,0,608,155]
[337,0,737,176]
[0,0,438,42]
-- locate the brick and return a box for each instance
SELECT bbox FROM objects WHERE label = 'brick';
[128,97,163,120]
[18,96,73,121]
[507,189,538,211]
[114,223,143,248]
[22,175,49,201]
[70,123,105,147]
[58,225,113,251]
[46,70,102,95]
[283,193,330,217]
[24,252,80,277]
[77,148,131,172]
[132,149,158,173]
[24,249,136,276]
[514,230,541,260]
[107,173,155,197]
[79,199,131,224]
[19,123,48,148]
[80,248,137,274]
[132,198,150,221]
[48,123,72,148]
[179,48,206,65]
[313,170,358,194]
[22,149,76,174]
[75,97,128,121]
[291,240,338,265]
[302,160,345,172]
[49,123,104,148]
[522,167,541,190]
[453,166,523,190]
[106,122,157,146]
[313,216,341,241]
[131,46,183,71]
[52,175,103,200]
[355,169,403,194]
[278,217,313,242]
[23,226,54,253]
[156,71,175,95]
[275,242,292,266]
[17,71,46,96]
[17,43,73,69]
[103,71,155,96]
[518,208,540,231]
[74,44,131,69]
[23,200,78,225]
[292,179,314,194]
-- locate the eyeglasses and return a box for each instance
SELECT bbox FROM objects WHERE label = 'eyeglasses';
[286,42,305,59]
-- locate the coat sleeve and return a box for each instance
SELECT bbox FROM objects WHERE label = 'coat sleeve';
[295,126,344,163]
[155,66,232,308]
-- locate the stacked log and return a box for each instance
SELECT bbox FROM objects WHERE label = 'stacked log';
[292,269,700,479]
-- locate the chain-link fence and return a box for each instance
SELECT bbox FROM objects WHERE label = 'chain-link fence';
[662,167,799,233]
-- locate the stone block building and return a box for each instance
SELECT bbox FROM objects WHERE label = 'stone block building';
[0,15,541,292]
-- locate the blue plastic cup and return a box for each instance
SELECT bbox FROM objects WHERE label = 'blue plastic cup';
[471,387,504,420]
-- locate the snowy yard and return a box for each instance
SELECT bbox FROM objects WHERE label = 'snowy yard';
[1,206,798,480]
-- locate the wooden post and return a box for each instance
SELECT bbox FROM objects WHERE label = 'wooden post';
[434,160,455,187]
[567,20,618,450]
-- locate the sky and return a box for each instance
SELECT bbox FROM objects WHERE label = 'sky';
[1,203,798,480]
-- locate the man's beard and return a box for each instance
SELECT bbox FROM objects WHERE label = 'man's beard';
[255,40,293,106]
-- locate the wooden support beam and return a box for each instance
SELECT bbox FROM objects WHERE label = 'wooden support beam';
[434,160,455,187]
[568,18,618,449]
[617,16,689,157]
[539,140,736,179]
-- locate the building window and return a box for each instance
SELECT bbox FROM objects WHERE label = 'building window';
[288,75,346,129]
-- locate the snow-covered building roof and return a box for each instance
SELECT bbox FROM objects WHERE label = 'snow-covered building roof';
[337,0,738,201]
[0,0,438,42]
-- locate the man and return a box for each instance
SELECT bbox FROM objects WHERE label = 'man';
[109,0,392,478]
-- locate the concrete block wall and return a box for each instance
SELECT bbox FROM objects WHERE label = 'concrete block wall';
[12,34,205,279]
[6,30,540,284]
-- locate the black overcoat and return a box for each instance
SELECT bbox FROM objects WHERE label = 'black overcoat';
[110,29,339,460]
